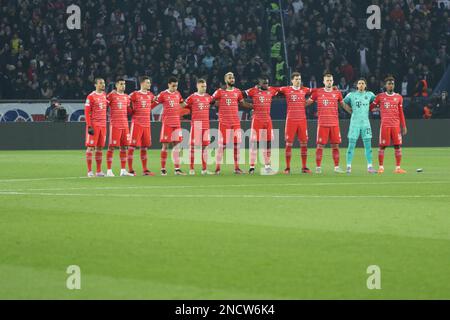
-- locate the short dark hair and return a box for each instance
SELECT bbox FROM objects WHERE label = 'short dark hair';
[197,78,206,84]
[323,72,333,78]
[168,76,178,84]
[384,76,395,83]
[291,72,301,80]
[139,76,151,83]
[258,75,269,81]
[116,77,126,83]
[94,77,104,84]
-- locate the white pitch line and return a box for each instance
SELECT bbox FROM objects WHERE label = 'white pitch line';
[1,180,450,193]
[0,177,87,183]
[0,191,448,199]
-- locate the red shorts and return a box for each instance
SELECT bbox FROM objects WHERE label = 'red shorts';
[316,125,341,145]
[285,120,308,144]
[219,123,241,144]
[130,122,151,147]
[85,125,107,148]
[109,126,130,147]
[190,124,210,146]
[251,118,273,142]
[379,126,402,147]
[160,123,183,143]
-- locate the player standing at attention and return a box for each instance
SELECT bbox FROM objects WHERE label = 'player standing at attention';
[278,72,313,174]
[342,78,377,174]
[307,72,346,174]
[212,72,252,175]
[370,76,407,174]
[128,76,158,176]
[106,78,134,177]
[185,78,213,175]
[84,78,108,177]
[155,76,186,176]
[245,75,278,175]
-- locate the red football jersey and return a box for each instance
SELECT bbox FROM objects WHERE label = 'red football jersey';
[84,91,108,127]
[278,86,312,121]
[311,88,343,127]
[129,90,155,128]
[245,86,278,121]
[185,93,212,128]
[156,90,184,127]
[212,88,244,126]
[373,92,406,128]
[106,91,130,129]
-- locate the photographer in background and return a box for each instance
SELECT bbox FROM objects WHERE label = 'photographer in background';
[45,97,68,122]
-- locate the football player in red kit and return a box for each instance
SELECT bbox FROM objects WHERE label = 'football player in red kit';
[84,78,108,177]
[212,72,252,175]
[106,78,134,177]
[185,78,213,175]
[155,76,187,176]
[370,76,408,174]
[277,72,313,174]
[307,73,348,174]
[128,76,159,176]
[245,75,278,175]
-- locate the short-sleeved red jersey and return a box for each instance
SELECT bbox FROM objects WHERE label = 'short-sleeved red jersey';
[278,86,312,121]
[245,86,278,121]
[107,91,131,129]
[129,90,156,128]
[212,88,244,126]
[84,91,108,127]
[372,92,406,128]
[185,93,212,128]
[311,88,343,127]
[156,90,184,127]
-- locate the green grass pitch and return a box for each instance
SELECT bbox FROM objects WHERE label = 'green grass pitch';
[0,147,449,299]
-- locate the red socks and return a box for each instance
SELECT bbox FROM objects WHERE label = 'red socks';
[95,151,103,173]
[202,147,208,171]
[285,144,292,169]
[395,147,402,167]
[127,147,135,172]
[378,148,385,167]
[119,150,127,169]
[301,145,308,168]
[234,144,239,169]
[173,147,180,170]
[140,149,148,171]
[316,145,323,167]
[332,147,340,167]
[106,150,113,170]
[215,145,224,171]
[161,149,168,169]
[86,150,93,172]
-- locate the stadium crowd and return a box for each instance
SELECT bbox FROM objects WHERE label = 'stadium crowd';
[0,0,448,105]
[0,0,270,100]
[284,0,449,97]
